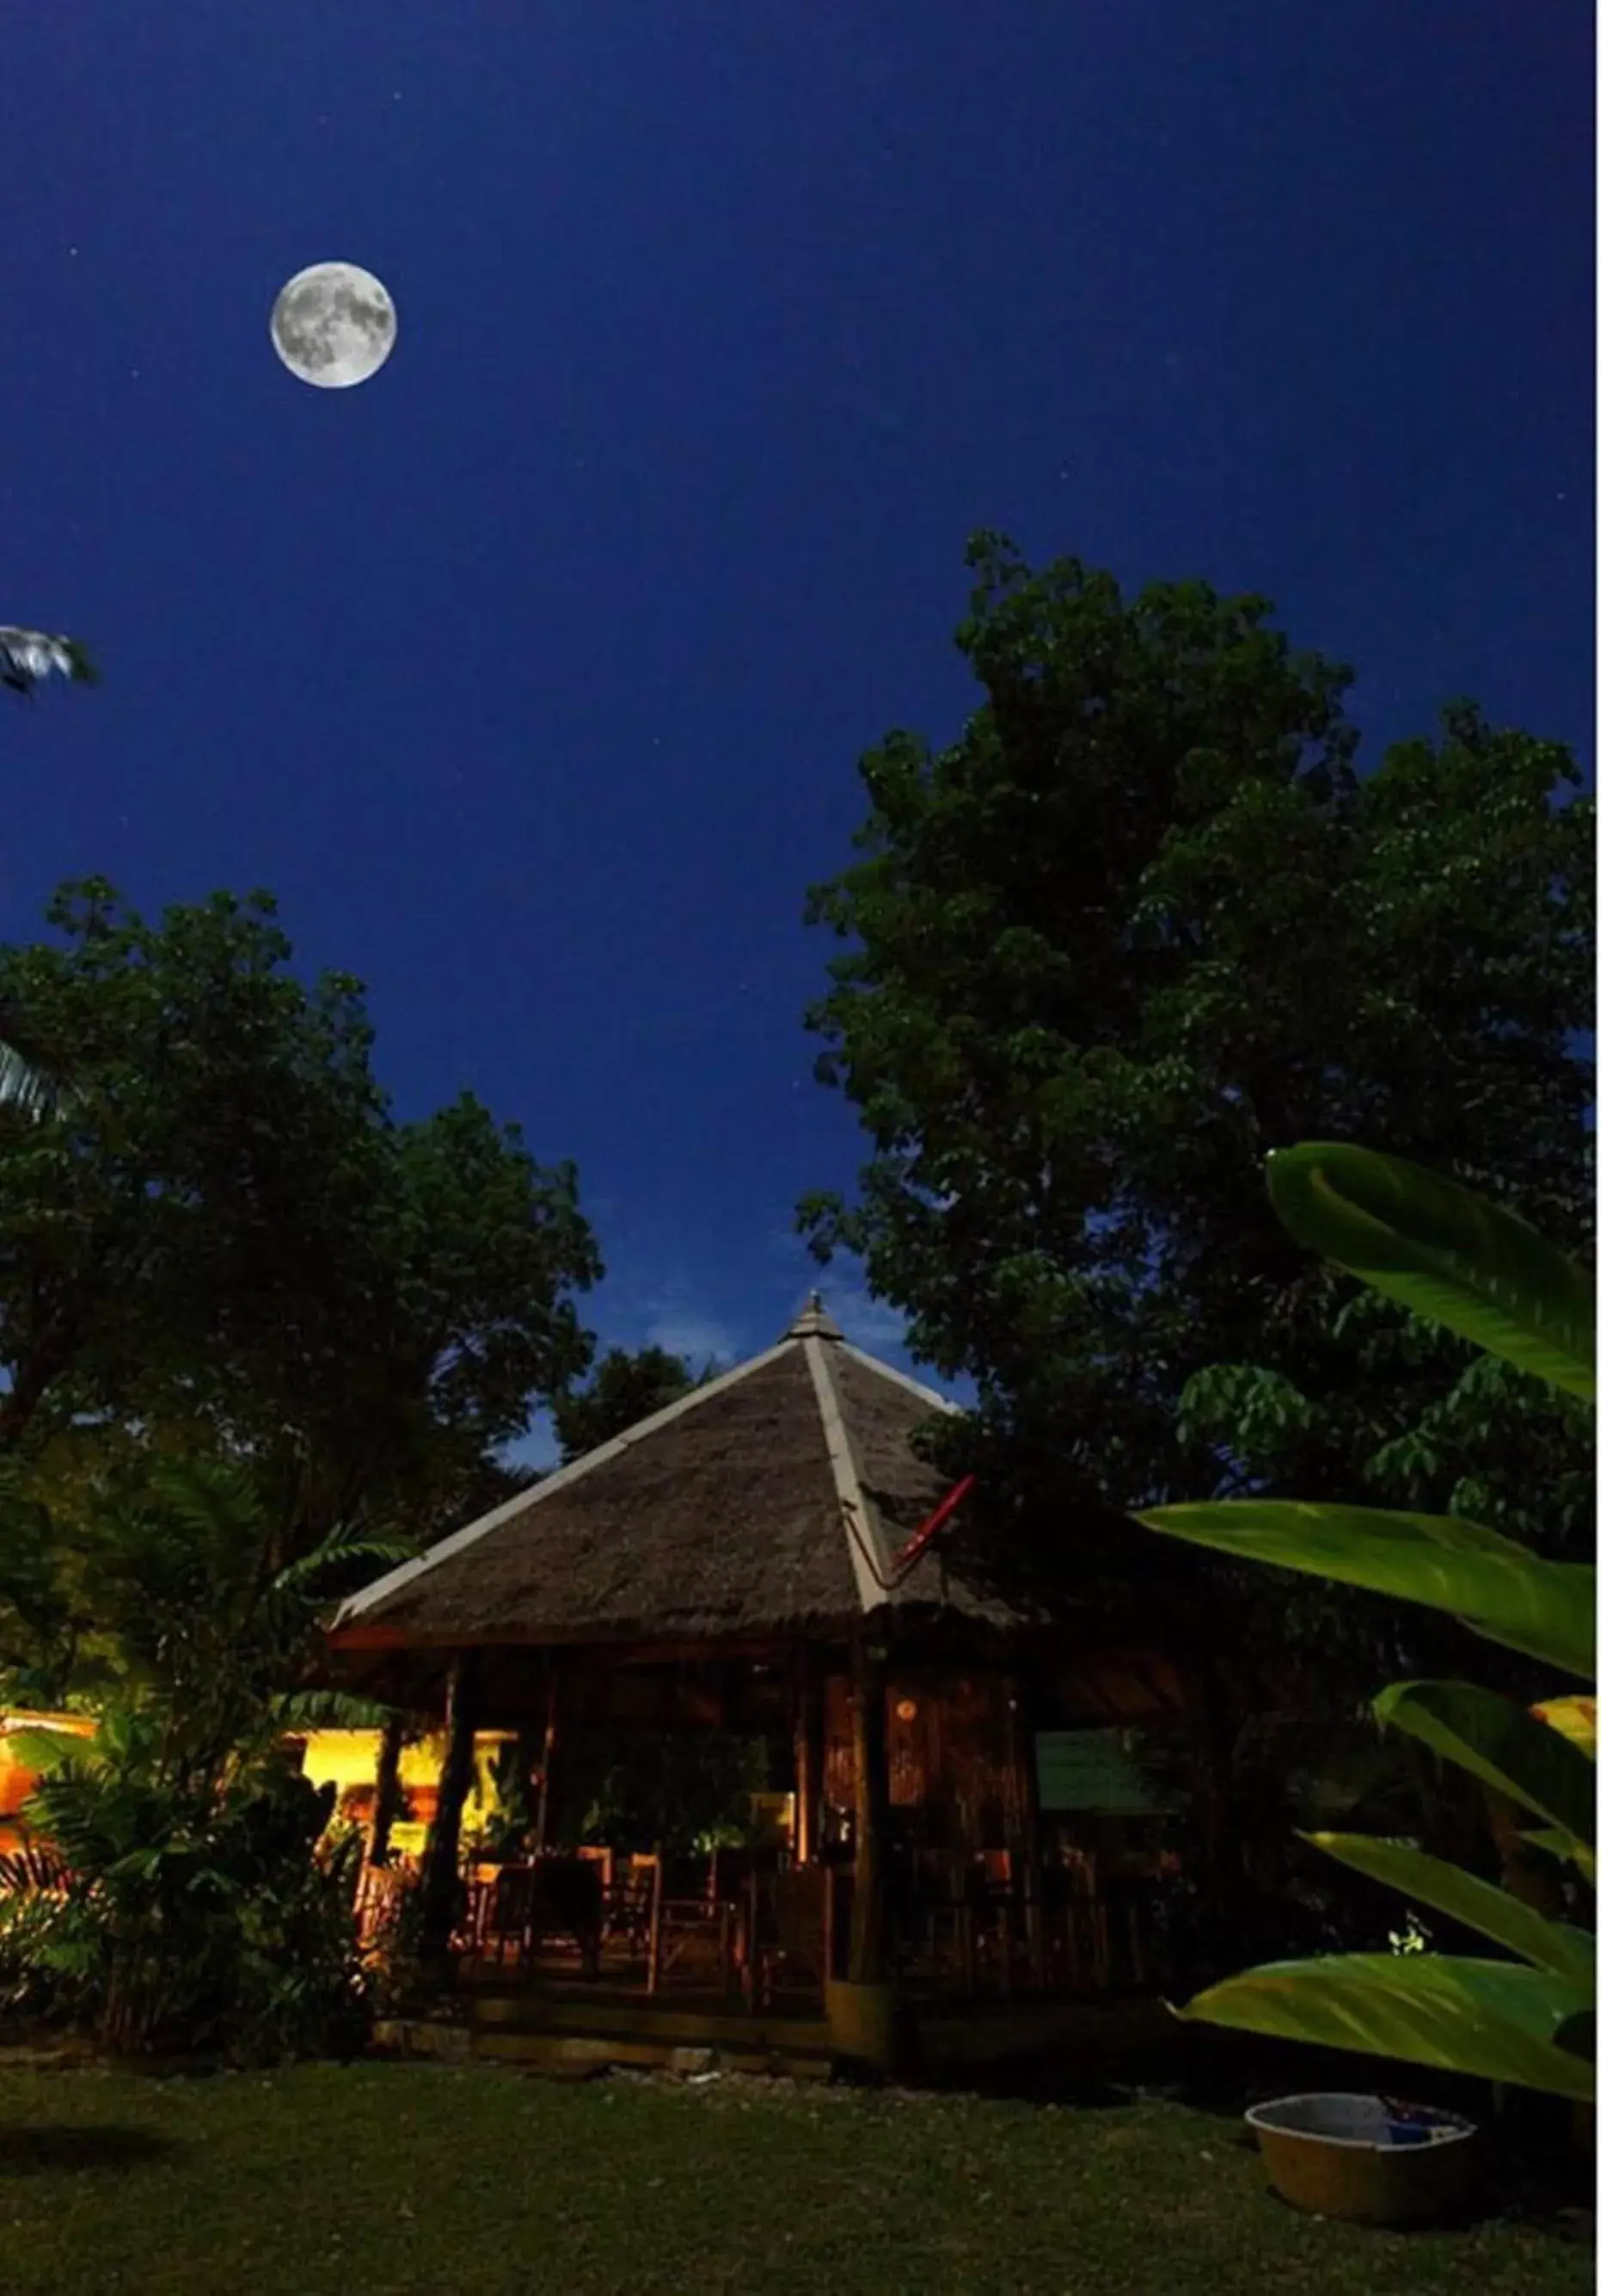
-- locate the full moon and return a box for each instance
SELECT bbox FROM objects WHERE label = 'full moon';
[270,261,396,389]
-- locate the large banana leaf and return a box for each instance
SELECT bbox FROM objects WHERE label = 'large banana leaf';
[1173,1952,1595,2102]
[1522,1826,1598,1887]
[1134,1499,1595,1681]
[1531,1697,1598,1762]
[1266,1142,1595,1404]
[1302,1829,1595,1985]
[1557,2009,1596,2062]
[1373,1682,1597,1845]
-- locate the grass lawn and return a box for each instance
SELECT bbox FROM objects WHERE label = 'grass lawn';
[0,2060,1589,2296]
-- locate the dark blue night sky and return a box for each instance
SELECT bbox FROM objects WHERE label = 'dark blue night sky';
[6,4,1592,1460]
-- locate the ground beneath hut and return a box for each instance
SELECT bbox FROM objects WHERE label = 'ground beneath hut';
[0,2060,1589,2294]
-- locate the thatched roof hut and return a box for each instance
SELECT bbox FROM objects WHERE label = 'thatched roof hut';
[322,1298,1228,1998]
[328,1296,1030,1670]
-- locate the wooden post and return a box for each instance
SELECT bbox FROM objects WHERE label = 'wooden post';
[847,1636,892,1986]
[1005,1673,1047,1991]
[646,1856,665,1996]
[954,1862,977,1994]
[368,1711,406,1869]
[793,1645,825,1866]
[532,1654,560,1852]
[417,1649,482,1967]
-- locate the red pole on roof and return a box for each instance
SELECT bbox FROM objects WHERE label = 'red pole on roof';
[889,1474,976,1582]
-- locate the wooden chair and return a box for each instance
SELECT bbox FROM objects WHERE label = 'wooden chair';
[474,1862,534,1969]
[751,1865,830,2008]
[647,1854,737,1996]
[604,1851,658,1965]
[529,1854,605,1977]
[575,1844,614,1886]
[709,1846,782,1991]
[353,1854,416,1953]
[898,1851,978,1994]
[968,1851,1020,1998]
[466,1857,600,1976]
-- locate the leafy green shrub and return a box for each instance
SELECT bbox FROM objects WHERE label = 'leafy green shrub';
[356,1863,433,2019]
[1139,1143,1595,2101]
[0,1735,373,2062]
[0,1453,411,2062]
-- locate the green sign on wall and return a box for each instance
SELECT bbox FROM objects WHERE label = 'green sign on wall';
[1034,1728,1180,1814]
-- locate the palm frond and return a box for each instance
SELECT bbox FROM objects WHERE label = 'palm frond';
[0,627,99,698]
[267,1688,402,1733]
[0,998,71,1117]
[0,1039,57,1115]
[271,1532,417,1599]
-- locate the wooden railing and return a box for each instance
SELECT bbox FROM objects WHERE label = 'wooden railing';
[350,1841,1166,2005]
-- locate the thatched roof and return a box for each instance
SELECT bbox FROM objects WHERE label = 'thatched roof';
[328,1298,1034,1654]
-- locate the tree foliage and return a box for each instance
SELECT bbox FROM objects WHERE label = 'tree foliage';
[0,879,603,1552]
[0,1454,407,2060]
[799,533,1592,1624]
[0,1451,406,1729]
[551,1344,705,1466]
[1,623,97,1113]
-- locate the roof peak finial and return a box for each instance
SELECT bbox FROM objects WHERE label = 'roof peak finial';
[785,1290,842,1342]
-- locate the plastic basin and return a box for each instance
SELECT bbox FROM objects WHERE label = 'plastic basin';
[1243,2092,1482,2226]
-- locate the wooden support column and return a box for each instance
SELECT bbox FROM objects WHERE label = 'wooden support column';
[368,1711,406,1869]
[417,1649,482,1967]
[1005,1672,1047,1991]
[532,1654,561,1852]
[847,1636,892,1986]
[793,1645,825,1865]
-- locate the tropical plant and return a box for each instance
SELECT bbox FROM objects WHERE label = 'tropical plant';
[0,627,97,701]
[0,626,96,1111]
[0,1736,371,2061]
[551,1344,707,1464]
[799,531,1592,1649]
[0,1450,411,1729]
[478,1730,541,1859]
[0,879,602,1533]
[1138,1143,1596,2102]
[561,1728,770,1859]
[799,537,1591,1922]
[0,1452,414,2060]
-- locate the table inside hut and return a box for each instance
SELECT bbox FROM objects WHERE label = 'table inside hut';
[466,1851,610,1977]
